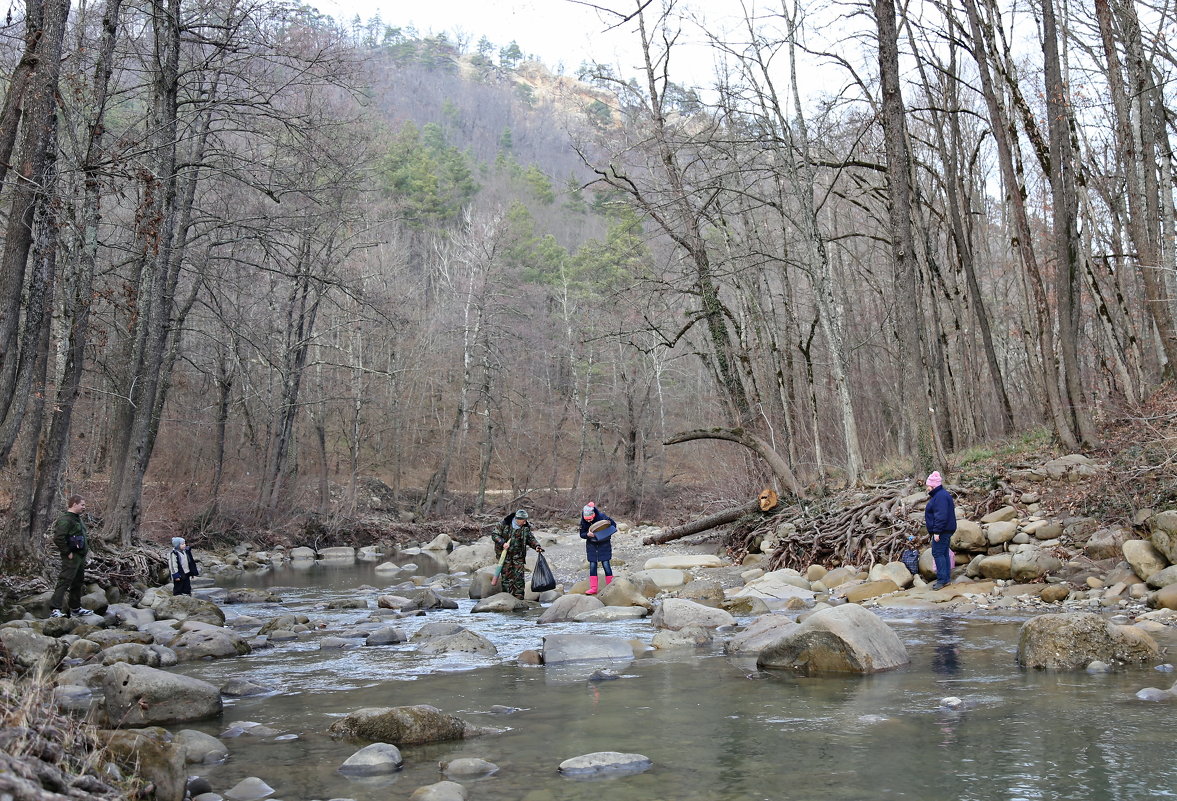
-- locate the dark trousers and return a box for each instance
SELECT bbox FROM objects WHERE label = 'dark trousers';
[172,576,192,596]
[588,560,613,577]
[50,554,86,611]
[931,534,952,583]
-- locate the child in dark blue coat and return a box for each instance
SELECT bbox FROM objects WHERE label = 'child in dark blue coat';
[579,502,616,595]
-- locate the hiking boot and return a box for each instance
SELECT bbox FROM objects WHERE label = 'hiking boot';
[71,607,90,617]
[932,581,947,590]
[49,608,65,618]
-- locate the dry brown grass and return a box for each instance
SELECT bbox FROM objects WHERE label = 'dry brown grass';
[0,655,145,800]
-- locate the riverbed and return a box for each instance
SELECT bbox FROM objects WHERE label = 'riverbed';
[170,554,1177,801]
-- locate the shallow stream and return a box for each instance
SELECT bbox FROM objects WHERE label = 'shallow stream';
[170,557,1177,801]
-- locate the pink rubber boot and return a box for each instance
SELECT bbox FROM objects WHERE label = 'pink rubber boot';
[586,576,599,595]
[605,575,614,586]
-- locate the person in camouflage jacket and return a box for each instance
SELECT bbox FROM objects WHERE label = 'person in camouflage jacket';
[491,509,544,599]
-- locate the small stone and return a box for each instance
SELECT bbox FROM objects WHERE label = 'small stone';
[587,669,621,681]
[939,697,964,710]
[558,751,652,776]
[409,780,467,801]
[224,777,275,801]
[440,757,498,777]
[1086,660,1111,673]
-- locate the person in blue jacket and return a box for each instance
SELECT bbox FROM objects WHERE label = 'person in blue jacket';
[579,502,616,595]
[924,471,957,589]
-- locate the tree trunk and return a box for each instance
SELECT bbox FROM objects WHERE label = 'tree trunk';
[962,0,1079,450]
[0,0,70,459]
[643,500,761,545]
[665,427,804,497]
[874,0,935,471]
[1042,0,1098,447]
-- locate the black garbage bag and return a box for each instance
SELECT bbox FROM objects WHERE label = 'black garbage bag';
[531,553,556,593]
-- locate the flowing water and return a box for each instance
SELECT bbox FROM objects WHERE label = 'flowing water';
[170,557,1177,801]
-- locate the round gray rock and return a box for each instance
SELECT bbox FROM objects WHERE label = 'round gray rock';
[440,757,498,777]
[338,742,404,776]
[176,729,229,764]
[410,781,467,801]
[223,777,274,801]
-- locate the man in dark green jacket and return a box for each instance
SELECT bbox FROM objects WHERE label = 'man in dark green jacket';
[50,495,90,618]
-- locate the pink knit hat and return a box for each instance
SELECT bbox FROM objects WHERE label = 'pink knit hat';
[926,471,942,489]
[582,502,596,519]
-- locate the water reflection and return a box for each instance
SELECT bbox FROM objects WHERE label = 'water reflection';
[931,616,961,676]
[169,562,1177,801]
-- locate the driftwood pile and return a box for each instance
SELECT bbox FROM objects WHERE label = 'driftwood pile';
[663,480,1012,572]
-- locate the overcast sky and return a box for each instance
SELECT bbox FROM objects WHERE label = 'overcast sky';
[313,0,724,85]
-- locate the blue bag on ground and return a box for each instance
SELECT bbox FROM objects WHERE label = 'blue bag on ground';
[531,553,556,593]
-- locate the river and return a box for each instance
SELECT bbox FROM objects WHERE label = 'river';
[169,555,1177,801]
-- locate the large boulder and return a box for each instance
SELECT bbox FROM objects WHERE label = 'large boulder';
[986,521,1019,545]
[1085,528,1128,561]
[149,595,225,626]
[102,663,222,725]
[842,579,900,603]
[168,626,251,662]
[976,553,1014,580]
[447,540,496,574]
[1010,545,1063,582]
[99,727,187,801]
[224,588,281,604]
[575,606,648,623]
[676,579,725,607]
[466,567,499,599]
[175,729,229,764]
[98,642,163,667]
[729,571,815,610]
[105,603,156,629]
[651,625,712,649]
[1016,612,1160,670]
[319,546,356,560]
[651,598,735,630]
[629,568,687,590]
[0,627,66,673]
[642,555,725,570]
[870,562,914,589]
[950,520,985,551]
[980,505,1018,523]
[538,594,603,624]
[470,592,530,613]
[756,604,910,674]
[1150,584,1177,610]
[1123,539,1168,581]
[328,705,487,745]
[723,615,801,655]
[597,577,654,609]
[1148,511,1177,564]
[541,634,635,664]
[416,630,497,656]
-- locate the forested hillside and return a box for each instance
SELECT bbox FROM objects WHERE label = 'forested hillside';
[2,0,1175,568]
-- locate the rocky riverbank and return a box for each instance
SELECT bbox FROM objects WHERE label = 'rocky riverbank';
[5,453,1177,799]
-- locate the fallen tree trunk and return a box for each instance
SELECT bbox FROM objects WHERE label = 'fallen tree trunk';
[643,500,761,545]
